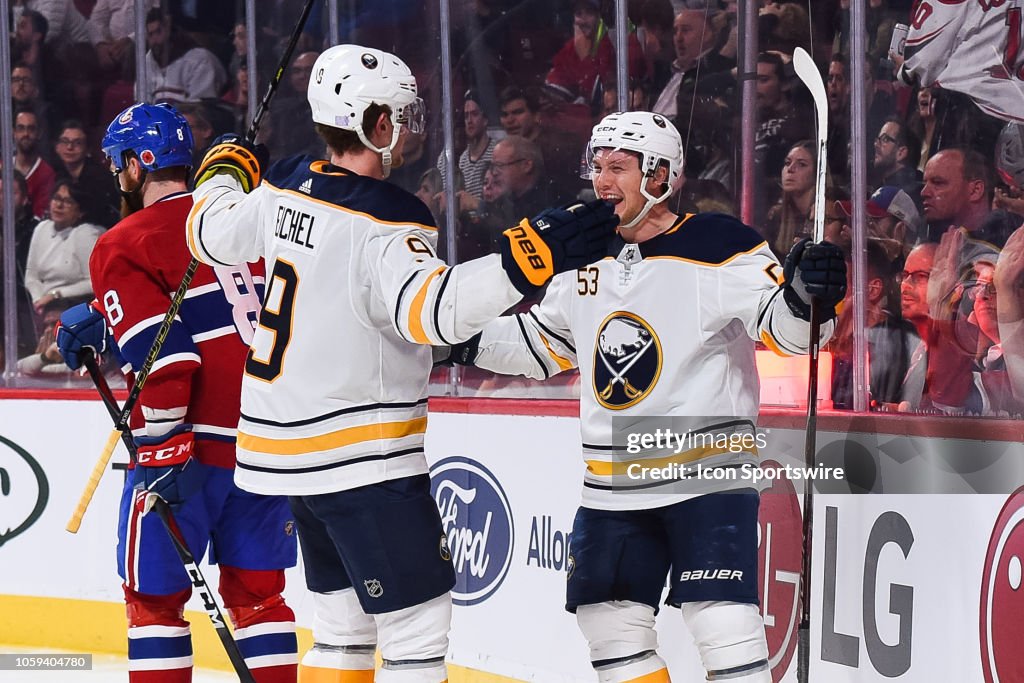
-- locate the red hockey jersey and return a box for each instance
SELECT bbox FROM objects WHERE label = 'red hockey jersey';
[90,193,264,469]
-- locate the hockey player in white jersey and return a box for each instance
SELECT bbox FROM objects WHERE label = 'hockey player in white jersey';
[184,45,617,683]
[894,1,1024,122]
[448,111,847,683]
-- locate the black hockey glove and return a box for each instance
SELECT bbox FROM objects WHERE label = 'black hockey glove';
[782,238,847,322]
[194,134,268,193]
[433,333,482,367]
[500,200,619,295]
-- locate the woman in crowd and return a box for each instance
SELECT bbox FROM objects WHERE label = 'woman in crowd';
[762,139,818,258]
[23,179,104,318]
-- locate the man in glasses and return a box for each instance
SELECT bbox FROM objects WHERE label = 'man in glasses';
[871,116,922,200]
[52,120,120,227]
[490,135,551,220]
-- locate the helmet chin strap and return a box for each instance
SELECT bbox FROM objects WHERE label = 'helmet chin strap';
[355,119,402,179]
[620,178,671,229]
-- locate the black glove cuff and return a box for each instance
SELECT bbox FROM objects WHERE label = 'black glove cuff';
[450,333,482,366]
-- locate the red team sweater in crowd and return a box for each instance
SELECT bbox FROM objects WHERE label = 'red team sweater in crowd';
[89,192,265,468]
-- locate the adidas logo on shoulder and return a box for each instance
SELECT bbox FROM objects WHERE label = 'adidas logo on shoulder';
[298,178,313,194]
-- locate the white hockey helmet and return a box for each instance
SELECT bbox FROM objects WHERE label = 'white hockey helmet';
[996,121,1024,190]
[585,111,684,228]
[307,44,425,177]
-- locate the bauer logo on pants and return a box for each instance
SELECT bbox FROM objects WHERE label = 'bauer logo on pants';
[980,486,1024,683]
[0,435,48,548]
[430,457,514,606]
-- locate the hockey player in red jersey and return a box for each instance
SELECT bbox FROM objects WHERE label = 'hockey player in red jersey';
[55,103,298,683]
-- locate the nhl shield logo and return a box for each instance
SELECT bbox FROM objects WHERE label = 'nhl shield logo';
[593,311,662,409]
[439,534,452,562]
[364,579,384,598]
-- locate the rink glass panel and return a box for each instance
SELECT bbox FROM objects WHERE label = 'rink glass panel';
[7,0,1012,423]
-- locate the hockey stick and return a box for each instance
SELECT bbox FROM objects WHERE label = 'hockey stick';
[111,0,318,436]
[792,46,827,683]
[78,351,256,683]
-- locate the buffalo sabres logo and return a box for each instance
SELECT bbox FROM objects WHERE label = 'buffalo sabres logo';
[361,53,378,69]
[652,114,667,128]
[593,312,662,409]
[364,579,384,598]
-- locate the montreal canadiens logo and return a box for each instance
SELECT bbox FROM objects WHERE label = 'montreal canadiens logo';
[118,108,135,124]
[593,311,662,410]
[757,461,802,682]
[980,486,1024,682]
[140,150,156,166]
[430,457,514,606]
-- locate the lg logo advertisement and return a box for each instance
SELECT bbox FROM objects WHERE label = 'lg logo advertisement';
[980,486,1024,683]
[0,434,48,547]
[430,457,514,606]
[758,460,802,682]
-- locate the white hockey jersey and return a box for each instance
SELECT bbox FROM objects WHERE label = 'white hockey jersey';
[472,213,833,511]
[187,155,523,495]
[900,0,1024,122]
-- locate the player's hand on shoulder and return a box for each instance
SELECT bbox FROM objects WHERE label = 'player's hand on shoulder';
[500,199,619,295]
[194,133,269,193]
[55,301,121,370]
[133,424,205,508]
[782,238,847,322]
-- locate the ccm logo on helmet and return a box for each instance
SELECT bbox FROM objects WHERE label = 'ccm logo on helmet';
[679,569,744,582]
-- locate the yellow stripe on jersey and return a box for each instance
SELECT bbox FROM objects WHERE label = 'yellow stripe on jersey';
[539,334,573,371]
[624,668,671,683]
[262,180,438,232]
[185,195,211,260]
[238,417,428,456]
[408,266,447,344]
[662,213,695,235]
[585,443,749,477]
[760,329,792,357]
[297,665,374,682]
[645,240,769,268]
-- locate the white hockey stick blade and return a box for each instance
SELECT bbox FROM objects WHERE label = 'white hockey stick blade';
[793,47,828,243]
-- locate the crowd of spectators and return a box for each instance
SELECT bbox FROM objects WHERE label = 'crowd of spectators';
[4,0,1024,418]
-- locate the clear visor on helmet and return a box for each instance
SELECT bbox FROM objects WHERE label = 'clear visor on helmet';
[581,142,644,180]
[395,97,426,135]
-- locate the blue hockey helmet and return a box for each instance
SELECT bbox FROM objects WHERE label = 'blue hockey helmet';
[102,103,194,173]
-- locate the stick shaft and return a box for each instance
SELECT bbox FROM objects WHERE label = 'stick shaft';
[65,427,120,533]
[79,353,255,683]
[792,47,828,683]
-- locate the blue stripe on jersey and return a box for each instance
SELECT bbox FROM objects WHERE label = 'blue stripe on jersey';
[264,154,436,228]
[120,321,197,370]
[640,212,767,264]
[196,432,236,444]
[177,278,265,339]
[236,631,298,659]
[128,634,193,660]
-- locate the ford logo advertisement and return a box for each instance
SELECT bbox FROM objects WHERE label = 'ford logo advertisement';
[430,457,514,606]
